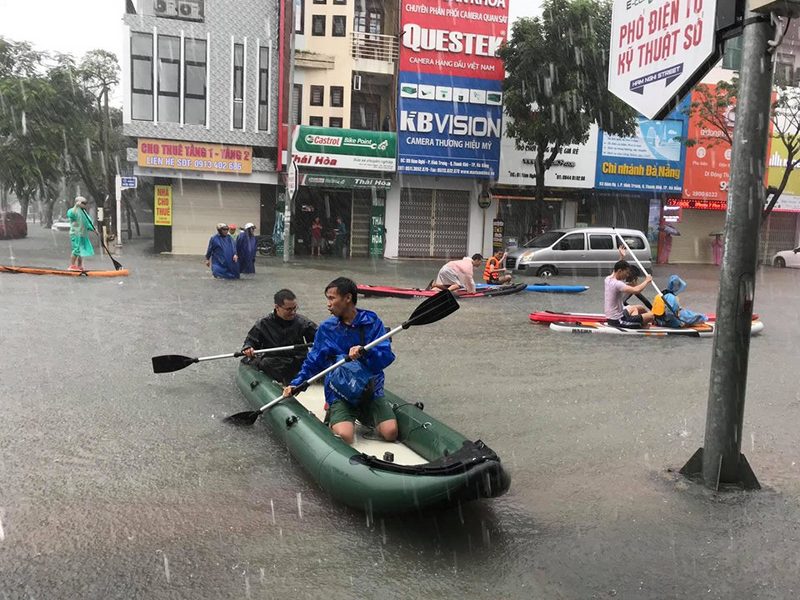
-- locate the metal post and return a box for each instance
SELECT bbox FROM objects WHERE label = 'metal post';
[283,0,297,263]
[680,10,775,490]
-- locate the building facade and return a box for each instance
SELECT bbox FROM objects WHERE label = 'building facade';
[122,0,282,254]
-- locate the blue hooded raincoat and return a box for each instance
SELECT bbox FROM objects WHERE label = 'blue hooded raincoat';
[205,233,239,279]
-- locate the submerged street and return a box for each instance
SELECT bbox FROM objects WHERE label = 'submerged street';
[1,226,800,599]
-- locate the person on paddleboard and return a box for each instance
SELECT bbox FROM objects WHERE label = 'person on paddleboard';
[241,289,318,384]
[283,277,397,446]
[604,260,654,328]
[652,275,708,328]
[483,249,512,285]
[432,254,483,294]
[67,196,95,271]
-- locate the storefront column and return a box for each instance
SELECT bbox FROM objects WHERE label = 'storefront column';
[384,185,401,259]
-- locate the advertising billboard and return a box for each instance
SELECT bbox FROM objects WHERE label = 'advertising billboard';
[595,98,688,193]
[767,137,800,213]
[397,0,509,178]
[137,139,253,174]
[499,122,598,188]
[292,126,397,172]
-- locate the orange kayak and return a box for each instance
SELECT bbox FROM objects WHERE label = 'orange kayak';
[0,265,129,277]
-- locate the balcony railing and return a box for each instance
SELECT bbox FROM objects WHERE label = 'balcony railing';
[351,32,398,64]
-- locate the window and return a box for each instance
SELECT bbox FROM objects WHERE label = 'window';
[617,235,645,250]
[775,53,794,86]
[310,85,324,106]
[722,36,741,71]
[233,43,244,129]
[557,233,585,251]
[332,15,346,37]
[330,86,344,108]
[351,100,379,130]
[258,47,270,131]
[309,116,323,126]
[312,15,326,36]
[333,0,346,4]
[131,33,153,120]
[313,0,326,3]
[329,117,343,128]
[294,0,304,33]
[354,0,383,35]
[292,84,303,125]
[589,234,614,250]
[184,38,206,125]
[157,35,180,123]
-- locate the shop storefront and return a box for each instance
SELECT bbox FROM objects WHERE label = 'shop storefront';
[291,126,395,258]
[134,138,276,254]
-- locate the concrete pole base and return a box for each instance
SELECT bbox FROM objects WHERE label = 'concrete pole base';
[680,448,761,491]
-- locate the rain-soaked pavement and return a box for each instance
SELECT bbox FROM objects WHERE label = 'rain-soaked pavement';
[1,224,799,599]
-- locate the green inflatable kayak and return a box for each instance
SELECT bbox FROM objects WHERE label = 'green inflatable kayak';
[235,363,511,513]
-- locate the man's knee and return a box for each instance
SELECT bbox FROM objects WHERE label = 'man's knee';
[378,419,398,442]
[331,421,355,445]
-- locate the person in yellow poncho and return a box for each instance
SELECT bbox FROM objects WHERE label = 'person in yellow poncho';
[66,196,95,271]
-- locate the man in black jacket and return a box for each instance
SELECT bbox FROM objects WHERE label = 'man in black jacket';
[241,289,317,384]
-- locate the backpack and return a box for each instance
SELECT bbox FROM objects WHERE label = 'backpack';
[326,356,374,406]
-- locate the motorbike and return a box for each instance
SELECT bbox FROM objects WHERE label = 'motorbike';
[256,235,276,256]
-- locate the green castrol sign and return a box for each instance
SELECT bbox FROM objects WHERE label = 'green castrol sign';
[293,126,397,172]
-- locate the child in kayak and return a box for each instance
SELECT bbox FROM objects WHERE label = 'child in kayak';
[653,275,708,328]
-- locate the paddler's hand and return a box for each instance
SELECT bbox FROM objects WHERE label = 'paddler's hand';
[348,345,365,360]
[282,385,294,398]
[242,347,255,358]
[233,254,238,262]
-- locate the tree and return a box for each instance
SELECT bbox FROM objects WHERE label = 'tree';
[686,80,797,219]
[499,0,638,235]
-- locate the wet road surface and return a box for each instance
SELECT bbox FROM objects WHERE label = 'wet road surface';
[1,225,800,599]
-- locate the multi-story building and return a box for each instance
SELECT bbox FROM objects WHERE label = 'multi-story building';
[122,0,282,254]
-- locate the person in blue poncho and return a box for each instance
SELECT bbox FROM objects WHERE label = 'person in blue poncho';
[283,277,396,445]
[653,275,708,328]
[205,223,239,279]
[236,222,258,275]
[66,196,95,271]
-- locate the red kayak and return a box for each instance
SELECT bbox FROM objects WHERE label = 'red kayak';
[359,283,527,299]
[529,310,758,324]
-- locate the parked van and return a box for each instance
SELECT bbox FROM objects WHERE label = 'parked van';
[505,227,652,277]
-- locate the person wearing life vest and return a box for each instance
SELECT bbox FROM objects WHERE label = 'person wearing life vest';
[652,275,708,328]
[483,249,512,285]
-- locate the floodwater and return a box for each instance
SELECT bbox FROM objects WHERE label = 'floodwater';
[2,226,800,599]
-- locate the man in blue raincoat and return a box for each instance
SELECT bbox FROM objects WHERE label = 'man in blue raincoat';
[205,223,239,279]
[236,222,258,274]
[283,277,396,445]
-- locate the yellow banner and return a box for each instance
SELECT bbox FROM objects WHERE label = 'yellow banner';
[154,185,172,226]
[138,139,253,174]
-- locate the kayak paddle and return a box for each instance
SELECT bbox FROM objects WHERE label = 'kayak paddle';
[616,229,661,297]
[83,204,124,271]
[224,289,460,426]
[151,342,312,374]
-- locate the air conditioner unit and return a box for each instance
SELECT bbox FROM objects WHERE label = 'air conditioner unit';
[153,0,173,16]
[353,74,362,91]
[177,0,204,21]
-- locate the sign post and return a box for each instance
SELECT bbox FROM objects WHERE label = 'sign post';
[115,175,137,247]
[608,0,718,119]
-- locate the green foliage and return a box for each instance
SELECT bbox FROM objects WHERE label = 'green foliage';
[499,0,637,190]
[0,37,125,226]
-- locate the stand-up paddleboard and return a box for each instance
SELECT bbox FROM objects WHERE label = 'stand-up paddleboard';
[358,283,527,299]
[0,265,129,277]
[477,283,588,293]
[549,319,764,337]
[530,310,760,324]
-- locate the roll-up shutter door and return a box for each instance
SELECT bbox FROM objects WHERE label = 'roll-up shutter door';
[667,209,725,264]
[432,190,469,258]
[171,181,260,255]
[760,212,798,263]
[399,188,469,258]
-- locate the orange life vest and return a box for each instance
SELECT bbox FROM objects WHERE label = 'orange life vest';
[484,256,501,281]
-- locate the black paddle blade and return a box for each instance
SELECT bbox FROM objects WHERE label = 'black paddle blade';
[404,289,459,327]
[151,354,196,373]
[110,256,124,271]
[223,410,262,426]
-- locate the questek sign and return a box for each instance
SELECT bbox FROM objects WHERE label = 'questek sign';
[609,0,717,119]
[397,0,509,178]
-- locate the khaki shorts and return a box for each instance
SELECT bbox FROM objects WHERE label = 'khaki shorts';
[328,397,396,427]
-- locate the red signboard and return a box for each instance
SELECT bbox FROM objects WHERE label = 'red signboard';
[681,85,733,202]
[399,0,509,80]
[668,197,728,211]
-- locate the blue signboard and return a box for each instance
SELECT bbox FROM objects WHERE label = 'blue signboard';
[397,72,503,179]
[595,98,689,193]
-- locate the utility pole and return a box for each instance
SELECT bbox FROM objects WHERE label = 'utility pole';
[680,8,776,490]
[283,0,297,264]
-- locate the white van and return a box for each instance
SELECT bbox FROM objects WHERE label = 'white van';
[505,227,652,277]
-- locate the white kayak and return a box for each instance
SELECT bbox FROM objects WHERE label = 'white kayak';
[549,319,765,337]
